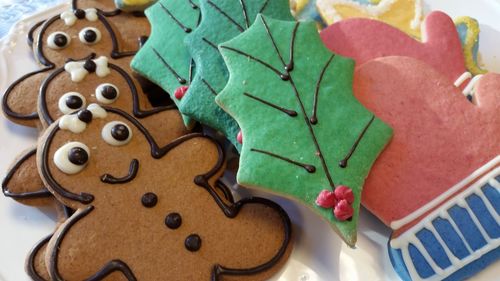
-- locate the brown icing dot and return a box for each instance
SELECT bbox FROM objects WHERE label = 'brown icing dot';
[185,234,201,252]
[141,192,158,208]
[165,213,182,229]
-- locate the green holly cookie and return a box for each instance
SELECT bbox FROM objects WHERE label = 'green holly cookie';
[181,0,293,150]
[131,0,200,128]
[216,15,393,246]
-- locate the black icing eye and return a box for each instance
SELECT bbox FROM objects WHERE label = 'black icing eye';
[111,124,129,141]
[47,32,71,50]
[68,147,89,166]
[59,92,86,114]
[79,27,101,45]
[102,121,132,146]
[66,95,83,109]
[54,142,90,174]
[96,83,119,104]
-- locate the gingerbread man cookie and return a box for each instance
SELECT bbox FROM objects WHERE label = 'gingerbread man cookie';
[37,107,292,280]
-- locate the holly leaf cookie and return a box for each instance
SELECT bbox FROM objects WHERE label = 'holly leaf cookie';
[216,16,392,246]
[37,107,292,280]
[181,0,293,150]
[132,0,201,128]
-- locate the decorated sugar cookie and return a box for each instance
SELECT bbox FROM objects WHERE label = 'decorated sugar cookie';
[216,16,392,246]
[316,0,423,38]
[353,56,499,281]
[455,16,488,76]
[320,11,468,85]
[181,0,293,150]
[132,0,201,128]
[36,107,292,280]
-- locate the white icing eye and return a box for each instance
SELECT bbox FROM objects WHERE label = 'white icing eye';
[95,83,119,104]
[58,92,86,114]
[47,32,71,49]
[102,121,132,146]
[54,142,90,174]
[79,27,101,45]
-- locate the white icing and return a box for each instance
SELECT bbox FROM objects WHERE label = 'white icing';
[85,8,98,22]
[64,56,110,82]
[101,121,132,146]
[60,10,77,26]
[95,83,120,104]
[78,27,102,45]
[462,74,484,97]
[58,104,107,133]
[59,115,87,134]
[47,32,71,50]
[93,56,111,78]
[60,8,98,26]
[410,0,423,30]
[58,92,86,114]
[87,103,107,119]
[390,155,500,229]
[54,142,90,174]
[453,71,472,87]
[390,159,500,281]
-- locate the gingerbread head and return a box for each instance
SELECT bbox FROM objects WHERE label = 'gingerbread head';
[37,107,291,280]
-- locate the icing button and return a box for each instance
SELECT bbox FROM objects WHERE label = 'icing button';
[141,192,158,208]
[83,59,97,73]
[185,234,201,252]
[165,213,182,229]
[174,86,189,100]
[68,147,89,166]
[74,9,86,19]
[77,110,93,123]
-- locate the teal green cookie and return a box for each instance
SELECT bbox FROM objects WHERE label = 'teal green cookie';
[182,0,293,150]
[131,0,200,128]
[216,16,393,246]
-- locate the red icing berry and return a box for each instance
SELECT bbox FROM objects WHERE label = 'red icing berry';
[334,185,354,204]
[174,86,189,100]
[334,199,354,221]
[237,130,243,144]
[315,190,337,208]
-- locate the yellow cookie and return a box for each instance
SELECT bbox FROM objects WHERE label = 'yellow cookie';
[316,0,423,38]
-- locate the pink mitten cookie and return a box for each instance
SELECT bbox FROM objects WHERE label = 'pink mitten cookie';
[354,56,499,281]
[320,11,467,84]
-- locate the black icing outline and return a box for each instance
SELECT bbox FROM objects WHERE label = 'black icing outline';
[27,19,46,47]
[2,67,51,121]
[41,108,291,280]
[39,61,175,125]
[36,11,136,68]
[26,233,52,281]
[2,148,52,199]
[101,159,139,184]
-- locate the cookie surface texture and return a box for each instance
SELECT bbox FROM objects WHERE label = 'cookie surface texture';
[182,0,294,150]
[216,16,393,246]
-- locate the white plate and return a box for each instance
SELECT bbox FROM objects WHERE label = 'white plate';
[0,1,498,281]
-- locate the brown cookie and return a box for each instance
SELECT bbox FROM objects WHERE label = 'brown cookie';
[37,108,292,280]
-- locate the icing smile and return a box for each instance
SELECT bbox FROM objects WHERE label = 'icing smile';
[100,159,139,184]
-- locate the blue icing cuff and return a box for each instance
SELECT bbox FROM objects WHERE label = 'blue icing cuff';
[389,164,500,280]
[115,0,157,12]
